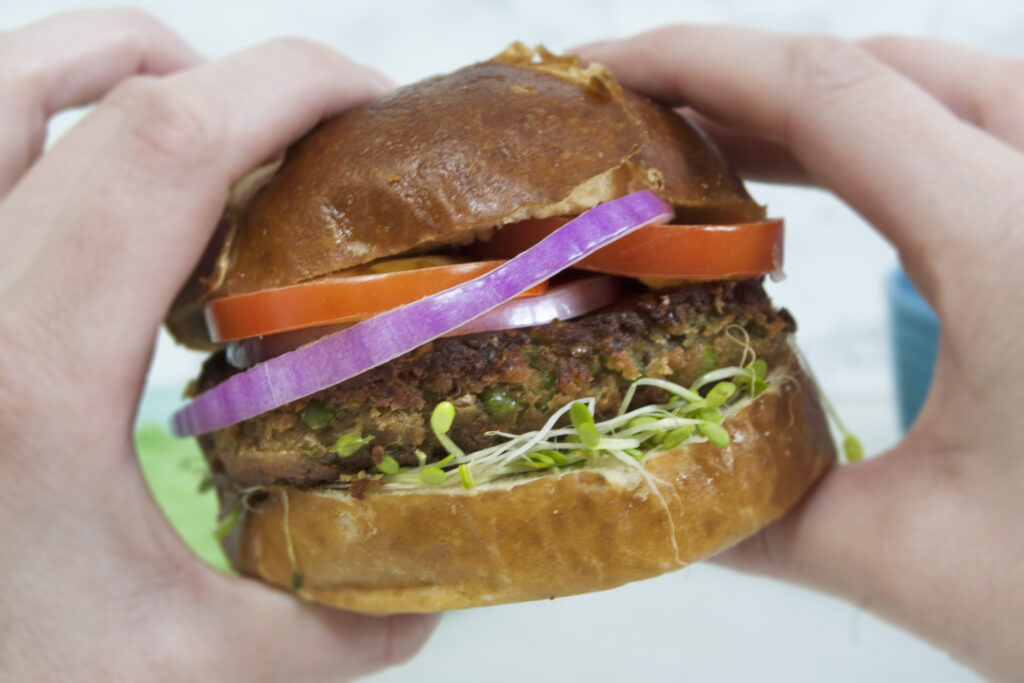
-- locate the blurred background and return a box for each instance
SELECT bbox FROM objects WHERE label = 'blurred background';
[3,1,1018,680]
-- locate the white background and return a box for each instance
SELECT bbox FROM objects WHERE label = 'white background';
[4,1,1019,680]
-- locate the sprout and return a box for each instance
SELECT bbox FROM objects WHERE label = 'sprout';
[645,434,665,448]
[705,381,737,408]
[525,453,552,468]
[541,449,570,465]
[662,426,694,450]
[377,455,400,475]
[697,407,723,425]
[570,402,601,449]
[431,401,465,458]
[371,361,769,491]
[619,377,701,416]
[699,421,730,447]
[735,359,769,398]
[420,467,446,485]
[431,401,456,433]
[364,338,865,491]
[690,366,747,392]
[458,464,475,489]
[843,434,865,462]
[331,433,373,457]
[628,416,659,430]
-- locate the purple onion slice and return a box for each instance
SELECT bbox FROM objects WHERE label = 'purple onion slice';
[171,190,671,437]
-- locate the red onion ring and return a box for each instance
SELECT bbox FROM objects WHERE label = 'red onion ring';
[446,276,620,336]
[171,191,671,437]
[227,277,621,369]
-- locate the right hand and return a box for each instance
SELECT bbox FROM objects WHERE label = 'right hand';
[577,27,1024,681]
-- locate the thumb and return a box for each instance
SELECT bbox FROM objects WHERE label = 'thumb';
[713,430,1018,677]
[713,455,894,599]
[181,569,439,681]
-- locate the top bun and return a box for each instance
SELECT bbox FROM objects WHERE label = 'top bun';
[167,45,763,347]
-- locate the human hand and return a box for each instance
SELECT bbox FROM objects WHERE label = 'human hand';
[0,10,436,680]
[577,28,1024,680]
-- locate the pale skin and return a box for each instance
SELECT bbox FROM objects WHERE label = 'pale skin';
[0,10,437,681]
[578,27,1024,681]
[1,9,1021,681]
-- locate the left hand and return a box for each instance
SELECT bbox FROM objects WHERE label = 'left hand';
[0,10,436,680]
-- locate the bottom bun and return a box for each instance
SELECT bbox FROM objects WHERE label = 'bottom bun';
[222,356,835,614]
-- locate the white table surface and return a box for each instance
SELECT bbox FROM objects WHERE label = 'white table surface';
[7,0,1019,679]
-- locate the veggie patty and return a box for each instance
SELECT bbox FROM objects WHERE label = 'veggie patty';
[197,279,794,487]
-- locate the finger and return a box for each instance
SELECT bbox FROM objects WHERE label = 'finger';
[0,39,391,443]
[573,40,812,184]
[683,109,812,185]
[6,458,438,681]
[191,574,439,681]
[860,35,1024,151]
[578,27,1024,305]
[712,462,883,595]
[0,8,201,194]
[714,431,1024,678]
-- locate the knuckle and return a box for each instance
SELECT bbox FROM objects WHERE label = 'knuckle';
[0,68,47,157]
[781,36,885,139]
[262,35,338,63]
[263,36,366,81]
[857,34,906,61]
[258,36,369,84]
[102,76,222,167]
[99,7,183,51]
[0,8,169,95]
[787,35,881,98]
[0,42,43,105]
[99,6,168,33]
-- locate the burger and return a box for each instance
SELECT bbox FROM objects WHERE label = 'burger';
[167,44,836,614]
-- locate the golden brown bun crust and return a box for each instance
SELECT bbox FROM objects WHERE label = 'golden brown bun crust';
[207,44,762,299]
[222,357,835,614]
[167,45,764,347]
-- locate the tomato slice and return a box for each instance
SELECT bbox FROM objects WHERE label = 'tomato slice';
[207,218,782,343]
[474,217,784,280]
[206,260,549,343]
[225,277,621,369]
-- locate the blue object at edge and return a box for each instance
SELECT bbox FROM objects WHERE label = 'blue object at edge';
[887,269,940,432]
